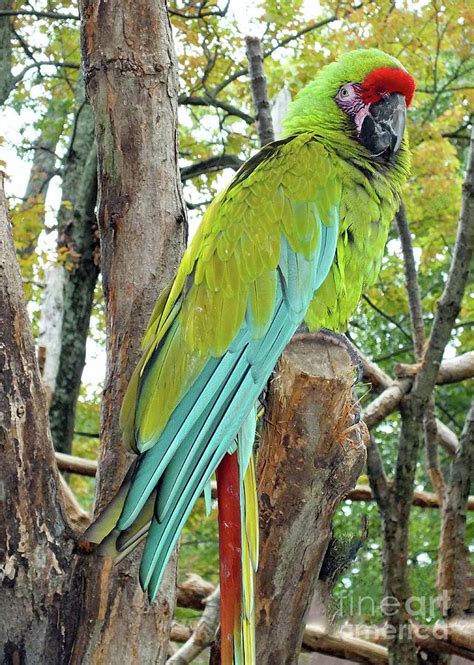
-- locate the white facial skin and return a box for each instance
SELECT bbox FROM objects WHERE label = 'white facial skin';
[335,83,371,134]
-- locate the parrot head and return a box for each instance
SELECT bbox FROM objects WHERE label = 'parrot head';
[283,48,415,162]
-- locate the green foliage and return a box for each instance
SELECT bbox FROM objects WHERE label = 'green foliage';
[69,387,100,511]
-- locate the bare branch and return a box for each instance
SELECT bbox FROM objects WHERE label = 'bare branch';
[362,294,412,341]
[0,8,79,20]
[210,4,364,98]
[11,59,80,89]
[361,353,465,455]
[168,0,229,20]
[396,203,425,356]
[396,202,444,499]
[394,351,474,383]
[303,625,388,665]
[56,451,97,477]
[167,587,220,664]
[178,94,254,124]
[180,154,242,182]
[245,36,274,146]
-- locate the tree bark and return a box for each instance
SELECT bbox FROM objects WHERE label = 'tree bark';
[48,82,100,455]
[15,101,64,260]
[37,263,65,405]
[0,174,77,663]
[0,0,13,105]
[71,0,187,661]
[255,333,368,664]
[438,401,474,615]
[245,36,275,146]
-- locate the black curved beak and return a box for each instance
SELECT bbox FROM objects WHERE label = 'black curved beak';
[359,92,406,158]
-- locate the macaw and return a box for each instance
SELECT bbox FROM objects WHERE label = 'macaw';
[86,48,415,664]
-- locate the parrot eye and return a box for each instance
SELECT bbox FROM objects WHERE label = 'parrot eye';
[337,84,355,100]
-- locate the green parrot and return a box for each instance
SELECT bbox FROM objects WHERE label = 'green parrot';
[86,48,415,664]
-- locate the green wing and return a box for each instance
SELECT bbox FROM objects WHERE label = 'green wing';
[121,134,341,453]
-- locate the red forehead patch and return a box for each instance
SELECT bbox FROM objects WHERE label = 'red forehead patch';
[361,67,415,107]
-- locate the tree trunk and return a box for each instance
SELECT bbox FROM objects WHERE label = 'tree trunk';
[0,175,77,663]
[72,0,187,660]
[0,0,186,661]
[48,82,100,455]
[15,101,64,262]
[256,333,368,664]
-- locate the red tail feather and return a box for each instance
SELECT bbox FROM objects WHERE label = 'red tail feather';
[216,452,242,665]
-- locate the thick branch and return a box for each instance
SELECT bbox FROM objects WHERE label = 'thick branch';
[303,625,388,664]
[396,202,444,499]
[362,352,460,454]
[56,451,97,477]
[74,0,187,660]
[0,174,64,526]
[395,351,474,383]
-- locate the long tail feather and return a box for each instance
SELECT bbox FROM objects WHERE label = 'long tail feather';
[217,452,242,665]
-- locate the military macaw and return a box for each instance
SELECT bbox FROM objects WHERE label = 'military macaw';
[86,48,415,664]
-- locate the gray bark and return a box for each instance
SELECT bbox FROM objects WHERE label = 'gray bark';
[0,175,76,664]
[245,36,275,146]
[0,0,13,105]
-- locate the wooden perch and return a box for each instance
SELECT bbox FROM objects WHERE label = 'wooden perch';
[347,483,474,510]
[171,578,474,661]
[256,332,368,663]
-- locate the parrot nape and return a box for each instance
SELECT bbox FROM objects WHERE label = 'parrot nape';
[85,48,415,664]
